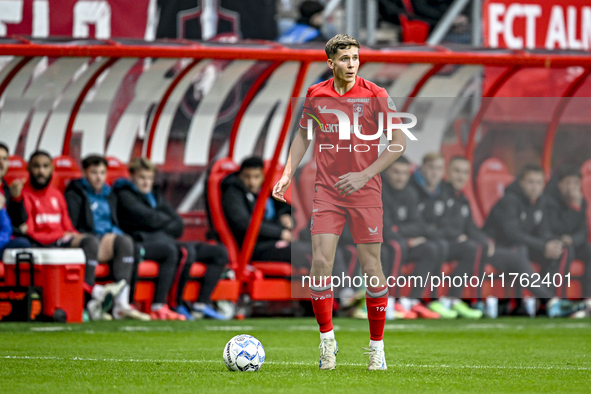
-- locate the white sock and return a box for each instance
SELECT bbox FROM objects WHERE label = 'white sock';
[320,330,335,341]
[369,340,384,349]
[115,285,130,309]
[151,303,164,311]
[91,284,104,300]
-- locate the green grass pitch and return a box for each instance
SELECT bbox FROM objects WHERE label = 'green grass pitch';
[1,317,590,393]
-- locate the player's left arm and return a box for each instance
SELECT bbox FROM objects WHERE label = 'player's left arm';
[335,91,407,196]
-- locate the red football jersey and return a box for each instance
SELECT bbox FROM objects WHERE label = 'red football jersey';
[299,77,398,207]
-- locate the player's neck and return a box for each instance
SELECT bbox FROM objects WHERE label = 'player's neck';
[332,76,356,95]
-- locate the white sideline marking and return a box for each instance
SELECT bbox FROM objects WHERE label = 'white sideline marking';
[30,327,71,332]
[205,326,255,331]
[119,326,173,332]
[2,355,589,371]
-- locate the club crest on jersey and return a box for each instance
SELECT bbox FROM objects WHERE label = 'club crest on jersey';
[352,103,364,117]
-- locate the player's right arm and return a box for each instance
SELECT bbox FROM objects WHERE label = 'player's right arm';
[273,89,317,202]
[272,127,312,202]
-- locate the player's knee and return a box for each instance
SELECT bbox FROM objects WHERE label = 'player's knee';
[311,254,333,273]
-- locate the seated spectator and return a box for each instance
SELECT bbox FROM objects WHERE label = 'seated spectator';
[444,157,553,316]
[408,152,482,318]
[484,164,584,317]
[545,165,591,299]
[22,150,124,321]
[0,142,31,255]
[381,156,442,319]
[114,158,227,321]
[65,155,150,321]
[221,157,292,263]
[278,0,325,44]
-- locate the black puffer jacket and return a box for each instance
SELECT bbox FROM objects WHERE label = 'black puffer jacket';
[438,184,489,244]
[408,172,451,240]
[544,176,588,248]
[112,179,183,243]
[483,181,553,252]
[221,172,290,246]
[382,180,428,242]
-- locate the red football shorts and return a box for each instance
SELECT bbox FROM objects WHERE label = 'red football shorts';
[310,199,383,244]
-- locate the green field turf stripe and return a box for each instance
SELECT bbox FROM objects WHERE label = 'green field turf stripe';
[3,355,589,371]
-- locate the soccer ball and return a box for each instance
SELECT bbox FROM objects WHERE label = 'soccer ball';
[223,334,265,372]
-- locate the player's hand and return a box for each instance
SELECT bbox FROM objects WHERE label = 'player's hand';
[544,240,563,260]
[280,214,293,230]
[0,193,5,209]
[487,240,495,257]
[272,175,291,202]
[281,229,292,242]
[409,237,426,247]
[9,178,24,199]
[561,235,573,246]
[334,172,371,196]
[18,223,28,234]
[457,234,468,243]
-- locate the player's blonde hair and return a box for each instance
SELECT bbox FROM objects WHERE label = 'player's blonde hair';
[325,34,360,59]
[422,152,444,165]
[128,157,157,175]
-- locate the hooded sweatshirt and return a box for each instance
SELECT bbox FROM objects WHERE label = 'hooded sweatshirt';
[483,180,553,252]
[544,176,588,249]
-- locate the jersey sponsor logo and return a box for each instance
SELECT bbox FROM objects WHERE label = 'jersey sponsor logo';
[368,226,379,235]
[320,123,360,134]
[347,98,370,103]
[35,213,62,225]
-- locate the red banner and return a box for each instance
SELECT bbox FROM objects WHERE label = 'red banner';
[0,0,150,39]
[483,0,591,50]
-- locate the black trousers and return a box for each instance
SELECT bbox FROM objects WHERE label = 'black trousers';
[177,242,228,305]
[480,245,554,299]
[433,239,481,298]
[568,242,591,298]
[515,245,573,299]
[382,239,441,299]
[252,240,291,263]
[136,241,179,305]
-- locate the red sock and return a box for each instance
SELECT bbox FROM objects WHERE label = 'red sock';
[366,285,388,341]
[311,286,334,333]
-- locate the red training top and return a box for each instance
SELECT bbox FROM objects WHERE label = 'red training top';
[22,181,77,245]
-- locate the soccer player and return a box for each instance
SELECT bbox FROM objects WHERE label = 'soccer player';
[273,34,407,370]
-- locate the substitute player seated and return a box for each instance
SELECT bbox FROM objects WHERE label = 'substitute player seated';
[408,152,482,318]
[22,150,124,321]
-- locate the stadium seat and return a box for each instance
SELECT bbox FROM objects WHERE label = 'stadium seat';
[399,0,430,43]
[4,155,29,185]
[105,156,129,185]
[207,157,293,301]
[476,158,514,218]
[51,155,82,193]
